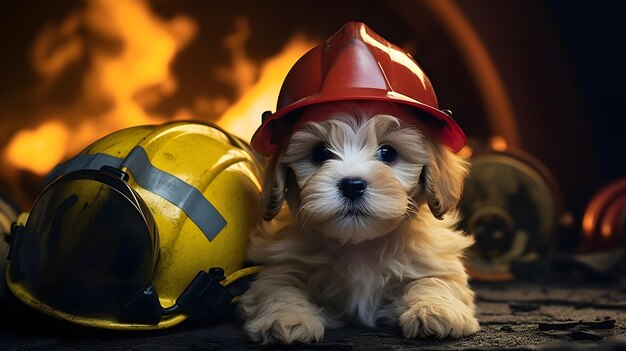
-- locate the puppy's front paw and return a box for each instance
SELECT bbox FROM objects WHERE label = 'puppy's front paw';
[245,311,324,345]
[399,301,479,339]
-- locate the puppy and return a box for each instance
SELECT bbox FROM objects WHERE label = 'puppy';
[239,100,479,344]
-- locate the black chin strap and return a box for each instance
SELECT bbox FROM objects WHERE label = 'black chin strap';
[117,270,234,324]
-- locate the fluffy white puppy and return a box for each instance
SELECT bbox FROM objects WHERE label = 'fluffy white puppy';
[239,101,479,344]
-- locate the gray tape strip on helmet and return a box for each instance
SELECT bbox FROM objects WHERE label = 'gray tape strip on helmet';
[46,147,227,242]
[46,153,123,184]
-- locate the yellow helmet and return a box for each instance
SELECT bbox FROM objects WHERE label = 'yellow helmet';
[6,121,263,330]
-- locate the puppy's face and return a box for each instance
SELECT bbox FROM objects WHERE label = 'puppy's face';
[263,101,468,244]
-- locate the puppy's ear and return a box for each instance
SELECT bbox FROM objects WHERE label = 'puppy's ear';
[421,142,469,220]
[261,152,288,221]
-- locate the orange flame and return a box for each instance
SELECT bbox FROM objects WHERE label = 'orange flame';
[4,1,316,178]
[217,35,314,141]
[4,121,69,175]
[83,0,196,128]
[4,0,196,175]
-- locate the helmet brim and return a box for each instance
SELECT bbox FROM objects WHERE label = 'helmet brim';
[251,91,467,156]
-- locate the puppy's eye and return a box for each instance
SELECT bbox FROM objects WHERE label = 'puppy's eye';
[376,145,398,163]
[311,145,333,164]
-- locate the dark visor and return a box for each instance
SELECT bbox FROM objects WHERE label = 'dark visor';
[10,168,159,321]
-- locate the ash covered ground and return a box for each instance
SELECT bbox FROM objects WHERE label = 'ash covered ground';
[2,282,626,351]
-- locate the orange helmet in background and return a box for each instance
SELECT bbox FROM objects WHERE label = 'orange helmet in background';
[251,21,466,156]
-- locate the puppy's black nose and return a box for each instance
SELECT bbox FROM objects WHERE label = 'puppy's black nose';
[338,177,367,201]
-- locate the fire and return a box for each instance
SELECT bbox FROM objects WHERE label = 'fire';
[3,0,315,179]
[4,121,69,175]
[4,0,196,176]
[217,35,314,141]
[84,0,196,129]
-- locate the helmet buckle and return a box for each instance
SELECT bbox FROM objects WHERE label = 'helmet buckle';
[176,271,233,320]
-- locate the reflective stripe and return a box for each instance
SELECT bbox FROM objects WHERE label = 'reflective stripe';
[46,153,123,184]
[122,147,226,241]
[46,147,227,242]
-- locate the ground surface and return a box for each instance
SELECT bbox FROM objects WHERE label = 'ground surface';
[2,282,626,351]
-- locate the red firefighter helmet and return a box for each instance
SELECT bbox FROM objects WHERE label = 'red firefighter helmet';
[251,21,466,156]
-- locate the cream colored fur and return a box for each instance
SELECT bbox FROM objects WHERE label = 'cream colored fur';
[239,101,479,344]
